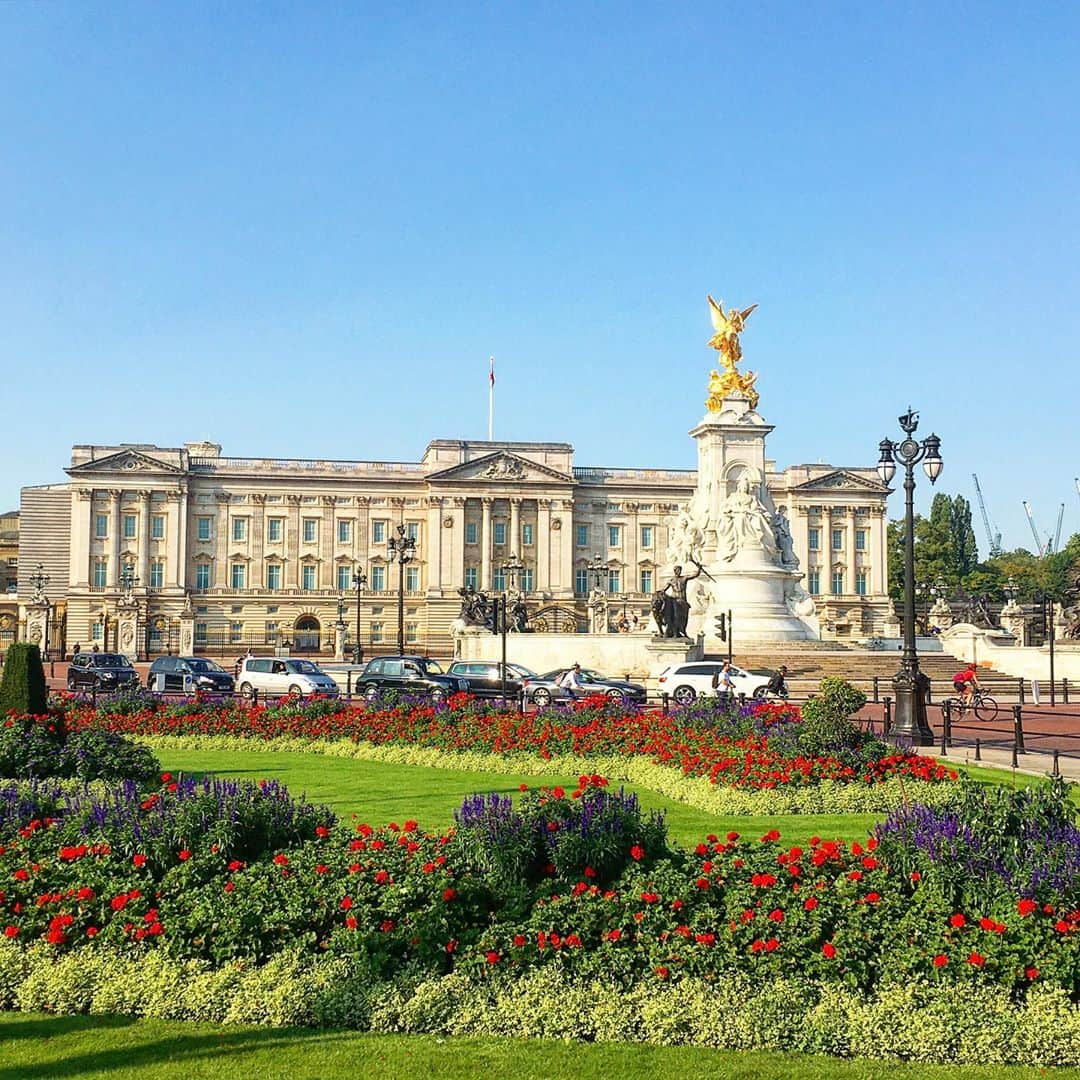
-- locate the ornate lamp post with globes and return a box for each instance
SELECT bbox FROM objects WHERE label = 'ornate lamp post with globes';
[351,564,367,664]
[387,526,416,654]
[877,409,943,745]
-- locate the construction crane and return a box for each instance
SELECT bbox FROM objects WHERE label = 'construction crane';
[1022,501,1051,556]
[1053,503,1065,554]
[972,474,1003,557]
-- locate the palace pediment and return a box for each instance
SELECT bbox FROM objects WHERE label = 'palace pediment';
[67,449,184,477]
[427,451,573,485]
[791,469,887,494]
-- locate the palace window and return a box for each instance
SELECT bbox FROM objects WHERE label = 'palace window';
[855,570,868,596]
[233,518,247,542]
[151,515,165,540]
[268,518,283,542]
[808,570,820,595]
[195,563,211,590]
[93,560,107,588]
[266,621,278,644]
[465,522,478,545]
[303,519,317,544]
[521,568,534,593]
[149,562,164,589]
[195,622,207,645]
[464,567,478,590]
[302,565,317,590]
[370,565,386,591]
[370,622,384,643]
[608,525,621,547]
[406,522,420,541]
[607,570,621,594]
[338,520,352,543]
[405,622,419,644]
[230,621,243,644]
[123,514,137,540]
[640,568,653,594]
[575,569,588,596]
[91,620,103,642]
[831,570,844,595]
[576,524,589,547]
[493,522,507,546]
[266,564,282,591]
[337,565,352,591]
[197,517,212,542]
[640,526,653,549]
[492,568,506,592]
[95,514,108,539]
[373,520,387,544]
[855,529,867,552]
[231,563,246,590]
[522,523,534,546]
[405,566,420,592]
[831,528,843,551]
[808,528,820,551]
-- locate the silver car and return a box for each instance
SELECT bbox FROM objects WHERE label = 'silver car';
[506,663,571,707]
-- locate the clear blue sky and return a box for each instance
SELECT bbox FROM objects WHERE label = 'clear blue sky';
[2,3,1077,553]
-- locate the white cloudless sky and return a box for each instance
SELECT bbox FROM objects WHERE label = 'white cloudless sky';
[1,3,1077,552]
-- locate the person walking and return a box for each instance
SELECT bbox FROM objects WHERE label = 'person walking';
[711,660,735,704]
[558,663,585,700]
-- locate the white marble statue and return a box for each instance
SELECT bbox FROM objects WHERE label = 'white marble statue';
[772,508,799,569]
[716,474,779,562]
[667,495,709,567]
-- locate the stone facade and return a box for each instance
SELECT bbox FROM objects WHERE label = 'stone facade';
[15,436,892,656]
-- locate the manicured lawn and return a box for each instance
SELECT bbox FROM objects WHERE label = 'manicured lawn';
[2,1013,1075,1080]
[156,748,881,847]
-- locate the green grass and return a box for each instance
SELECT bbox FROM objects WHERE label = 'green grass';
[1,1013,1075,1080]
[157,748,881,848]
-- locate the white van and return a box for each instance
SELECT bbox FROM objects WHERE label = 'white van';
[237,657,339,699]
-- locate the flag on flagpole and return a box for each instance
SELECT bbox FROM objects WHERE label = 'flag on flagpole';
[488,357,495,440]
[489,357,495,387]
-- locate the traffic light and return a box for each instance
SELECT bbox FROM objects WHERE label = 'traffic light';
[715,613,727,641]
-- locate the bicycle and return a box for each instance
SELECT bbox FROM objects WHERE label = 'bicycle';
[949,687,998,723]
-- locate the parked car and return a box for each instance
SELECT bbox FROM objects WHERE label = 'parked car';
[147,656,235,694]
[236,657,339,699]
[507,664,573,707]
[356,656,468,702]
[539,667,647,704]
[446,661,525,699]
[66,652,139,692]
[654,661,772,705]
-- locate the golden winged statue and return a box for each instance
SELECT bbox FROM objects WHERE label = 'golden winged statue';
[705,295,759,411]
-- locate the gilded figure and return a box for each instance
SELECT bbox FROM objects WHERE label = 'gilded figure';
[705,295,759,410]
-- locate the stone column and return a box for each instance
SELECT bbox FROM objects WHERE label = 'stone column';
[179,603,195,655]
[251,494,266,589]
[138,490,152,588]
[845,509,857,596]
[480,497,493,591]
[624,502,639,596]
[509,498,522,557]
[320,495,336,590]
[448,497,466,589]
[427,497,444,594]
[556,499,575,598]
[215,493,231,590]
[286,495,302,588]
[536,498,552,594]
[108,489,122,587]
[72,488,93,587]
[869,508,885,596]
[168,489,185,589]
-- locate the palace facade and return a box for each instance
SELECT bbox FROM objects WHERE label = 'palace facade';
[15,437,892,657]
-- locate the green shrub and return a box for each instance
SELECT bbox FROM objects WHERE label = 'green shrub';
[0,643,48,718]
[799,677,867,753]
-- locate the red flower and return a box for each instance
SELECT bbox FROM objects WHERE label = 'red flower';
[178,850,191,862]
[553,786,565,799]
[768,908,784,923]
[272,854,289,866]
[1017,898,1037,917]
[345,916,358,930]
[315,825,329,837]
[224,882,235,893]
[822,942,836,959]
[86,927,99,938]
[519,784,528,792]
[968,953,986,967]
[2,926,17,938]
[161,772,172,782]
[340,896,353,910]
[654,966,669,979]
[726,831,740,841]
[949,913,966,929]
[1025,967,1039,980]
[442,888,456,902]
[932,954,949,968]
[485,951,500,964]
[804,897,819,911]
[1054,919,1070,933]
[513,934,526,947]
[630,845,645,862]
[910,871,921,882]
[865,892,881,904]
[132,854,147,868]
[606,929,622,942]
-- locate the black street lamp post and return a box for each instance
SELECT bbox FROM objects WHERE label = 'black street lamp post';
[352,564,367,664]
[877,409,943,746]
[498,553,525,699]
[28,563,50,659]
[387,525,416,654]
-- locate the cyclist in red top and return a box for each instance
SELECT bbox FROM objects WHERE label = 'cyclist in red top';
[953,663,980,707]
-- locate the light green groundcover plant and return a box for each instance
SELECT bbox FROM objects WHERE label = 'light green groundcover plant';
[1,942,1077,1067]
[138,734,963,816]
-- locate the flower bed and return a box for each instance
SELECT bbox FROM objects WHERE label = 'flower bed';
[1,771,1077,1064]
[54,691,956,796]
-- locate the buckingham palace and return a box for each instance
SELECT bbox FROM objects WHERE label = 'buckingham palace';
[13,433,893,658]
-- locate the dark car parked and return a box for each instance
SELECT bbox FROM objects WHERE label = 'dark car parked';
[66,652,139,692]
[445,661,525,699]
[356,656,468,702]
[540,667,648,704]
[147,656,235,694]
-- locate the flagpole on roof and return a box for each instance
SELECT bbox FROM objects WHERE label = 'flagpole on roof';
[488,357,495,441]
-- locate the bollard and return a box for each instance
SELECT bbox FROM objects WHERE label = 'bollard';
[1012,739,1019,769]
[1018,677,1025,706]
[872,675,879,704]
[50,660,55,679]
[662,692,669,715]
[1064,678,1070,705]
[1012,704,1026,754]
[252,689,258,707]
[1052,749,1061,778]
[346,670,353,701]
[882,696,892,735]
[941,701,951,754]
[974,737,981,761]
[518,688,526,716]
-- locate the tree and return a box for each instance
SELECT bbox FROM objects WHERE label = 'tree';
[948,496,980,579]
[0,642,48,717]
